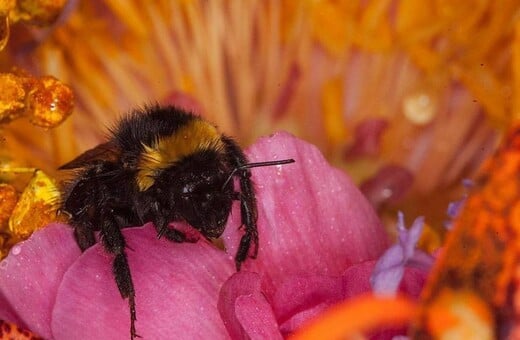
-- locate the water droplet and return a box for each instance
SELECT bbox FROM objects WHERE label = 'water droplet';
[11,245,21,256]
[403,92,436,125]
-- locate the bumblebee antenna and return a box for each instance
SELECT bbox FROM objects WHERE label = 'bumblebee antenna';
[222,158,295,189]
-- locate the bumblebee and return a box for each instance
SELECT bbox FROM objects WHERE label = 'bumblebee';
[59,105,293,339]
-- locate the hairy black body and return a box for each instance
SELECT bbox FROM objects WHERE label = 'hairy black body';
[59,105,293,339]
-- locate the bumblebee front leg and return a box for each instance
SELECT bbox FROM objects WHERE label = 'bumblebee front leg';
[100,212,139,339]
[234,169,259,271]
[73,223,96,251]
[222,137,260,270]
[148,202,194,243]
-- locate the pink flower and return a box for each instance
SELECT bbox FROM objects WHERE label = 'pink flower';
[0,132,420,339]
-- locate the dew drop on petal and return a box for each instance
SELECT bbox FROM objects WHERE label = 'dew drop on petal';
[10,245,21,256]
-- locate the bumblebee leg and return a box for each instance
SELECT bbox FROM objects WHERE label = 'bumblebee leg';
[235,183,259,271]
[100,214,139,339]
[150,203,195,243]
[222,137,259,271]
[154,222,188,242]
[73,224,96,251]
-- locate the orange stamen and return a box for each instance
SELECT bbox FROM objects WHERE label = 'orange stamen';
[290,294,418,340]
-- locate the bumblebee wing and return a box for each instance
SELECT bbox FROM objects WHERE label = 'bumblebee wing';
[59,141,121,170]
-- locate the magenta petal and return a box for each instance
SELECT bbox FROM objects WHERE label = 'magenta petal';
[218,271,265,339]
[341,261,375,298]
[0,224,80,338]
[272,274,344,334]
[271,274,343,325]
[235,294,282,340]
[399,268,428,299]
[52,224,234,339]
[0,291,20,326]
[223,132,388,285]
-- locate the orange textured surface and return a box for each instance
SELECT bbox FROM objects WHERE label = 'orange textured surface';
[412,125,520,338]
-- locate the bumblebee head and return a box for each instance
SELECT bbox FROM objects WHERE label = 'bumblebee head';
[159,150,235,238]
[176,170,233,237]
[151,146,293,238]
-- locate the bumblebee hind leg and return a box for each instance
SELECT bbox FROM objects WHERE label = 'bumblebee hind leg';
[99,211,139,339]
[61,163,110,251]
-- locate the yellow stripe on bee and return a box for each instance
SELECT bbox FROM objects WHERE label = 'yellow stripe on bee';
[137,119,224,191]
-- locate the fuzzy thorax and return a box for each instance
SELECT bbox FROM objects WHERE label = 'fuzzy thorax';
[136,119,225,191]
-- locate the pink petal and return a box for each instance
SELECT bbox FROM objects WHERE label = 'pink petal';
[219,271,279,339]
[272,274,344,334]
[342,261,426,299]
[272,274,344,325]
[0,224,80,339]
[278,304,333,336]
[235,294,282,340]
[342,261,376,298]
[223,132,389,285]
[399,268,428,299]
[0,286,23,327]
[52,224,234,339]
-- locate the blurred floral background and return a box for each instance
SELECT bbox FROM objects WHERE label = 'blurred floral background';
[5,0,518,227]
[1,0,520,338]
